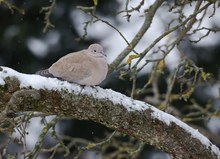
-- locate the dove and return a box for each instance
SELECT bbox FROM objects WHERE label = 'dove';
[36,44,108,86]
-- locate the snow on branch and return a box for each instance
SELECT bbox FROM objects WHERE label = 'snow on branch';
[0,66,219,158]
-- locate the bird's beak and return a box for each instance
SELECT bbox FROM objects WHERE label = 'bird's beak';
[100,51,106,57]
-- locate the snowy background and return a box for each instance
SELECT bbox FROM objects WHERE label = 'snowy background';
[0,0,220,158]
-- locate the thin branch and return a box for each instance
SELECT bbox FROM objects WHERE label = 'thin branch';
[108,0,165,74]
[189,27,220,43]
[27,117,59,159]
[74,131,116,159]
[132,1,212,69]
[40,0,56,33]
[117,0,145,22]
[77,6,131,47]
[0,0,25,14]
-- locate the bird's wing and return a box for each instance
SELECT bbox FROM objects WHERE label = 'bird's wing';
[48,51,93,82]
[36,69,54,77]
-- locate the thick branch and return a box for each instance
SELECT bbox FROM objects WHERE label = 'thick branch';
[0,66,219,159]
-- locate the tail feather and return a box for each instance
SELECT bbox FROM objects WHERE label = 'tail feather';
[36,69,54,77]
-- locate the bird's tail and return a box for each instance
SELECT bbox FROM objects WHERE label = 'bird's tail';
[36,69,54,77]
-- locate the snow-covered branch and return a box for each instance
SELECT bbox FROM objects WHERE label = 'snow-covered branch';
[0,66,219,158]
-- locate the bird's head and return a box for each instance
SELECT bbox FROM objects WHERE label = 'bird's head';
[88,44,106,57]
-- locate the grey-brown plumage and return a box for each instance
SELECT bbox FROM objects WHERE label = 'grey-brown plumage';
[36,44,108,86]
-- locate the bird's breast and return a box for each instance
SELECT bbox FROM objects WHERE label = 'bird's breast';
[79,58,108,86]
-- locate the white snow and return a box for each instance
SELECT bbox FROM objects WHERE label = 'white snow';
[0,77,4,85]
[0,66,220,157]
[0,66,151,112]
[151,109,220,157]
[0,66,82,93]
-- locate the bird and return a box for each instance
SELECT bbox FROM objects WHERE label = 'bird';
[36,44,108,86]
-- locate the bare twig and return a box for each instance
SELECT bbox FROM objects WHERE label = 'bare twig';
[0,0,25,14]
[40,0,56,33]
[27,117,59,159]
[109,0,165,74]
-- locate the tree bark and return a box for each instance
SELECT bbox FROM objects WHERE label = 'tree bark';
[0,66,219,159]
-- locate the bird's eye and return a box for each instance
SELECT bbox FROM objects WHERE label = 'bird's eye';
[94,50,97,52]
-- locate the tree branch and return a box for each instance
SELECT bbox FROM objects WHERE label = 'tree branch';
[0,66,219,159]
[108,0,164,74]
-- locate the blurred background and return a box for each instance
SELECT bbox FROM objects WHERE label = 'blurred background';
[0,0,220,158]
